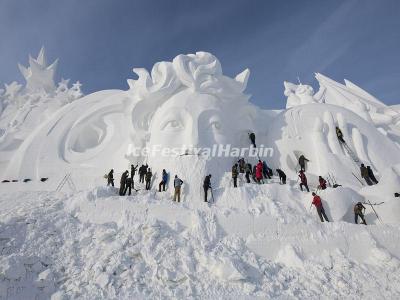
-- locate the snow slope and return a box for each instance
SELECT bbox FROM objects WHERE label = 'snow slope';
[1,51,400,299]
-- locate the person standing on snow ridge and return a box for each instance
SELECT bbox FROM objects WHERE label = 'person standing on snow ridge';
[249,132,256,148]
[159,169,168,192]
[173,175,184,202]
[256,160,263,183]
[367,166,378,184]
[238,158,246,173]
[107,169,114,187]
[312,192,330,222]
[124,177,133,195]
[262,161,271,179]
[145,168,152,190]
[245,163,252,183]
[232,164,239,188]
[119,170,129,196]
[299,170,310,192]
[203,174,212,202]
[336,126,345,143]
[360,164,373,186]
[298,155,309,172]
[318,176,327,190]
[276,169,286,184]
[354,202,367,225]
[139,164,147,183]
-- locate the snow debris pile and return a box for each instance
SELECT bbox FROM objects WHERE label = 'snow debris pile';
[0,51,400,299]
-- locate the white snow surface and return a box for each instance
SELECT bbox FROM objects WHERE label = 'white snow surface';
[1,51,400,299]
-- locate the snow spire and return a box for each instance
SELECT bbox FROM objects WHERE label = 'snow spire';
[18,46,58,93]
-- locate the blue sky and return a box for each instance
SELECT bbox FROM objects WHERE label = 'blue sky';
[0,0,399,109]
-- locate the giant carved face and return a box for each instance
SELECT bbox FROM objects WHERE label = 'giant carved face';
[148,89,241,150]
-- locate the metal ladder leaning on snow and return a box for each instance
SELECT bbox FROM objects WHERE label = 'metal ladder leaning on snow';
[341,142,360,164]
[55,173,77,193]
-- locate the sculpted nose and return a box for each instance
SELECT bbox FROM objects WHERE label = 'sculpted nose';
[190,122,199,147]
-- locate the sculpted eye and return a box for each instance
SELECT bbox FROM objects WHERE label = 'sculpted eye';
[163,120,183,130]
[210,120,221,130]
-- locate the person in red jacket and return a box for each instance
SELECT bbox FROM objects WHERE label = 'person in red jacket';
[298,170,309,192]
[318,176,327,190]
[255,160,263,183]
[312,192,330,222]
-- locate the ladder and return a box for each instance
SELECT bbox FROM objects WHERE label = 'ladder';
[341,142,360,164]
[55,173,77,193]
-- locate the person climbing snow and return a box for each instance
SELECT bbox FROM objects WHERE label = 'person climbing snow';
[131,164,138,180]
[312,192,330,222]
[119,170,129,196]
[299,170,309,192]
[318,176,327,190]
[249,132,256,148]
[173,175,183,202]
[124,177,133,195]
[276,169,286,184]
[262,161,272,179]
[145,168,152,190]
[159,169,168,192]
[336,126,345,143]
[360,164,373,186]
[367,166,378,184]
[298,155,309,172]
[245,163,252,183]
[107,169,114,187]
[232,164,239,187]
[354,202,367,225]
[256,160,263,183]
[203,174,212,202]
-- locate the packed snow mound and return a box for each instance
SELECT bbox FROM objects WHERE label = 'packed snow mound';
[1,181,400,299]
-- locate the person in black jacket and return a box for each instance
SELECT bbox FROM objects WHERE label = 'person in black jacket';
[245,163,252,183]
[107,169,114,187]
[367,166,378,184]
[130,164,138,180]
[145,168,152,190]
[124,177,133,196]
[203,174,212,202]
[276,169,286,184]
[139,164,147,183]
[248,132,256,148]
[298,155,309,172]
[119,170,129,196]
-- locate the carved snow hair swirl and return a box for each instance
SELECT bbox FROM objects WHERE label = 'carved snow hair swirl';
[128,51,250,103]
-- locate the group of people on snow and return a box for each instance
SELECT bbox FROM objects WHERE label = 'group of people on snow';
[107,165,185,201]
[106,128,379,225]
[231,158,277,187]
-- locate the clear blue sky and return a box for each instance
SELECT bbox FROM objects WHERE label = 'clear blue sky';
[0,0,399,109]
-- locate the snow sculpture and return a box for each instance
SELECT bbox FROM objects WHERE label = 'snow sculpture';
[284,82,319,108]
[315,73,399,127]
[18,47,58,94]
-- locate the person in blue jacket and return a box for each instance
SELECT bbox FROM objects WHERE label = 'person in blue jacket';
[159,169,168,192]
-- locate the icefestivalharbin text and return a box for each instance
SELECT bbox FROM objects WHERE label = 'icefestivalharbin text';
[125,144,273,158]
